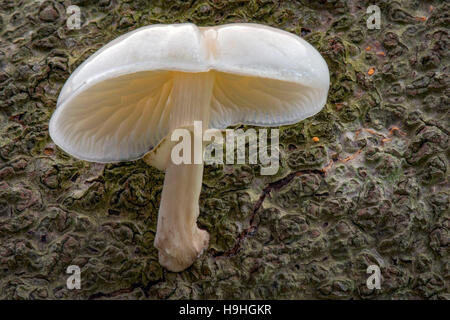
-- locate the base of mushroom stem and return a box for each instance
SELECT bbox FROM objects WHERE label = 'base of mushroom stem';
[155,228,209,272]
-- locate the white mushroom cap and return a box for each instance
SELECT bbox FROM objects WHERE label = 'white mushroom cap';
[49,23,329,163]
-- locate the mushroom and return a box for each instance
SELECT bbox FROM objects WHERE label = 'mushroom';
[49,23,329,271]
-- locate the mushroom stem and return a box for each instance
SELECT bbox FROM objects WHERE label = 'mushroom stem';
[154,71,214,271]
[156,159,208,271]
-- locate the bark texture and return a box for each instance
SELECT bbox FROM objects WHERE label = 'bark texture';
[0,0,448,299]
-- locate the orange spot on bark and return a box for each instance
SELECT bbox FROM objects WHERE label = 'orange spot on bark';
[44,148,54,156]
[341,149,362,163]
[364,128,387,139]
[376,51,385,56]
[321,161,334,174]
[312,137,320,142]
[365,46,371,51]
[368,67,375,76]
[416,16,427,21]
[364,128,377,135]
[389,126,406,136]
